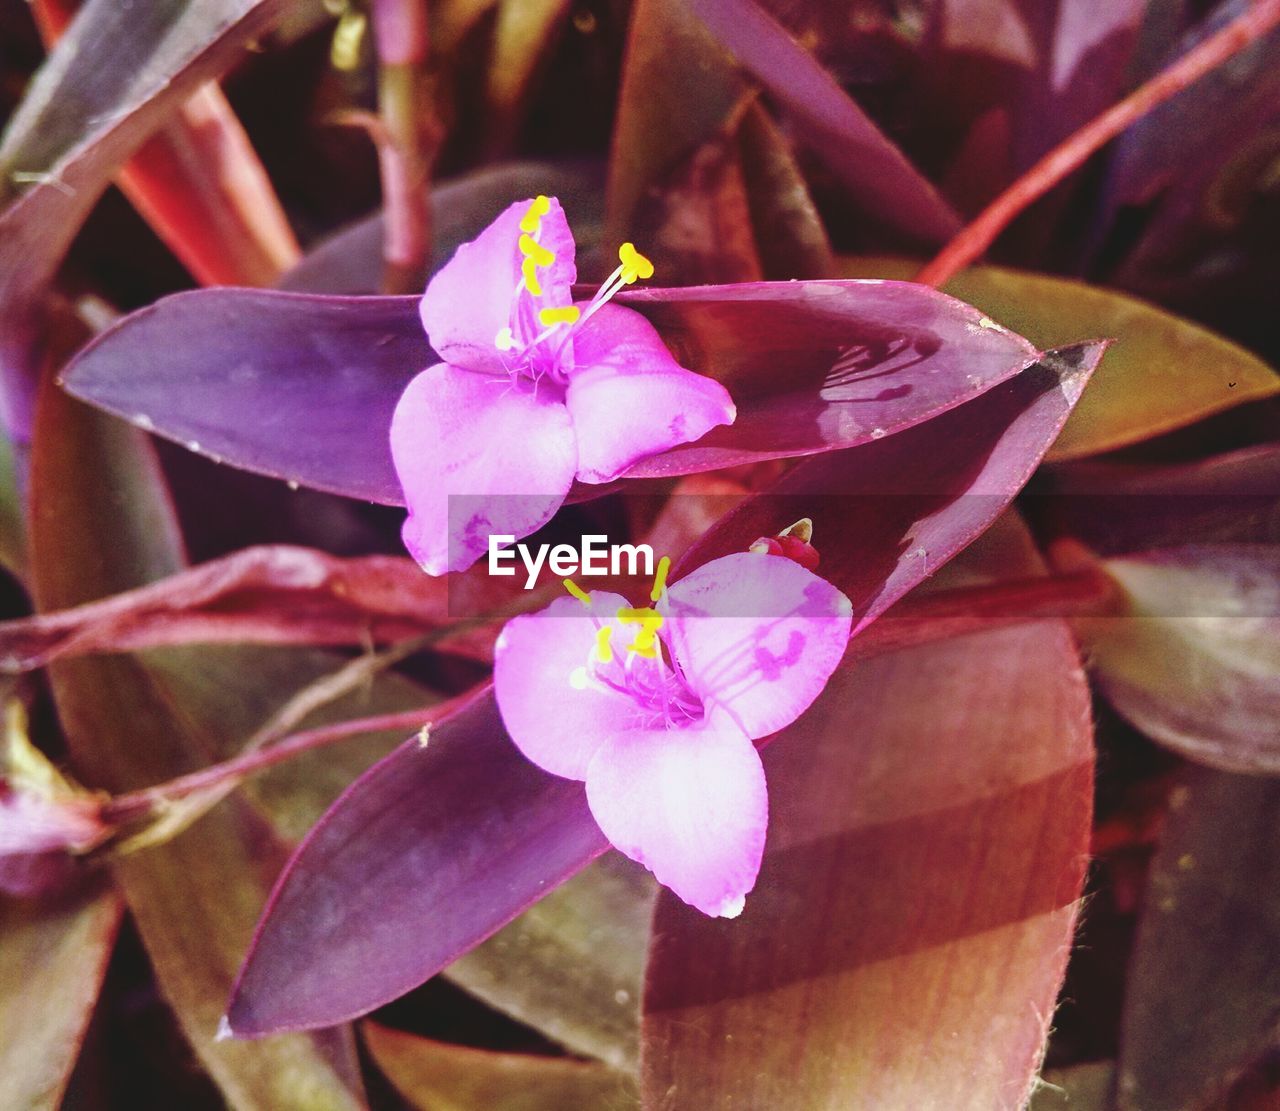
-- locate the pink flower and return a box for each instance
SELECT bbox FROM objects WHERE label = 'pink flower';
[390,196,736,575]
[493,549,852,916]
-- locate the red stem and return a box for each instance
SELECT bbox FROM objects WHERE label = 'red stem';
[915,0,1280,288]
[98,566,1116,825]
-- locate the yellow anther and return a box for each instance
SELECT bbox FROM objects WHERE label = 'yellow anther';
[618,242,654,284]
[519,195,551,233]
[595,625,614,664]
[563,578,591,605]
[617,605,664,659]
[519,234,556,268]
[538,305,581,327]
[495,326,517,351]
[522,257,543,297]
[649,555,671,602]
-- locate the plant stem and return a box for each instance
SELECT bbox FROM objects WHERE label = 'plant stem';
[371,0,437,293]
[914,0,1280,288]
[98,565,1117,826]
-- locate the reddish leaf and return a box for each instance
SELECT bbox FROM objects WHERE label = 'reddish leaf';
[687,0,961,244]
[1040,444,1280,555]
[642,514,1094,1108]
[0,0,290,437]
[0,545,510,672]
[28,377,369,1107]
[1118,766,1280,1110]
[1080,545,1280,773]
[0,884,124,1110]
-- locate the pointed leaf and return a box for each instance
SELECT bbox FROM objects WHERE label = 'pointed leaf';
[841,258,1280,461]
[0,885,123,1111]
[642,515,1094,1109]
[1080,545,1280,773]
[61,281,1041,503]
[363,1023,637,1111]
[0,0,290,437]
[227,346,1097,1036]
[687,0,961,244]
[28,380,368,1108]
[1118,766,1280,1110]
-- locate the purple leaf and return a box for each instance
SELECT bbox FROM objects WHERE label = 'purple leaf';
[279,161,606,297]
[61,281,1040,504]
[686,0,961,244]
[225,345,1097,1036]
[1081,544,1280,773]
[1118,765,1280,1110]
[1039,443,1280,554]
[0,0,290,438]
[226,689,609,1036]
[677,342,1106,630]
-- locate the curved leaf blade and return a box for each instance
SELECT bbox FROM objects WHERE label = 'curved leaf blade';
[1081,545,1280,773]
[0,885,123,1111]
[0,0,289,436]
[28,378,368,1108]
[842,259,1280,460]
[61,281,1040,504]
[643,520,1094,1109]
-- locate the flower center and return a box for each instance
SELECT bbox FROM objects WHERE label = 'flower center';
[494,195,655,384]
[563,557,704,729]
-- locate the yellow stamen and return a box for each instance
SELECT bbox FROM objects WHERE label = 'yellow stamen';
[595,625,614,664]
[522,257,543,297]
[495,326,517,351]
[563,578,591,605]
[617,605,664,659]
[649,555,671,602]
[519,234,556,268]
[618,242,655,284]
[519,195,551,233]
[538,305,581,327]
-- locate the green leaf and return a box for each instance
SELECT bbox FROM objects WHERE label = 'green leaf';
[28,380,368,1110]
[363,1023,637,1111]
[0,885,123,1111]
[446,853,654,1071]
[839,258,1280,460]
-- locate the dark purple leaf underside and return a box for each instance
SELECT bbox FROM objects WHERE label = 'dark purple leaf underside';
[687,0,961,244]
[61,281,1039,504]
[0,0,289,438]
[226,344,1099,1036]
[678,342,1106,630]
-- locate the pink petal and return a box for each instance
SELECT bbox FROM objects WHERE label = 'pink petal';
[565,303,736,484]
[493,593,641,780]
[584,717,767,917]
[419,198,577,374]
[390,363,576,575]
[663,551,853,739]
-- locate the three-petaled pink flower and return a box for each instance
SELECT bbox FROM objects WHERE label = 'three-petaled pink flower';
[493,549,852,917]
[391,196,737,575]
